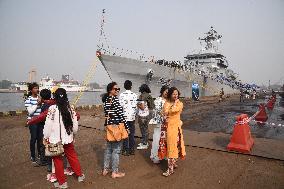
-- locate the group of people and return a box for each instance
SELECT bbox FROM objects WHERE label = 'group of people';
[25,80,186,188]
[101,80,186,177]
[240,88,257,102]
[25,83,84,188]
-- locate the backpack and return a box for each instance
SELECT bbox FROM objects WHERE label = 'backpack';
[146,94,155,110]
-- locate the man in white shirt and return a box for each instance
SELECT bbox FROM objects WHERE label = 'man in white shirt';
[119,80,138,155]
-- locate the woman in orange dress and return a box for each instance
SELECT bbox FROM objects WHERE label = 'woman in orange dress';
[162,87,186,176]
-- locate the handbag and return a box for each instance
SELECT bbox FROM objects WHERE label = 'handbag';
[105,98,128,142]
[106,123,128,142]
[45,110,64,157]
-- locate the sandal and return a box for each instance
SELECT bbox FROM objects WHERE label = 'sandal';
[162,169,174,177]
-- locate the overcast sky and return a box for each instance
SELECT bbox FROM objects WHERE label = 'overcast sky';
[0,0,283,86]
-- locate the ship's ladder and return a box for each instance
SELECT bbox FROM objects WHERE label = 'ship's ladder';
[72,57,99,106]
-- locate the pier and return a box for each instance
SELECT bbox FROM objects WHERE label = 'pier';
[0,95,283,189]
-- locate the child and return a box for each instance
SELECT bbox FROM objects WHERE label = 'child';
[28,88,77,182]
[25,82,42,164]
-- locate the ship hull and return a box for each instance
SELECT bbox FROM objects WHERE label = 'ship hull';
[99,54,238,97]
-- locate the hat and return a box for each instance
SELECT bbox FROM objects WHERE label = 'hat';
[51,86,59,94]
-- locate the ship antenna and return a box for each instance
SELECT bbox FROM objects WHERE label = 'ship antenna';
[98,9,110,53]
[198,26,222,53]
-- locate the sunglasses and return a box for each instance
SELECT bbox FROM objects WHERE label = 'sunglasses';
[113,88,120,91]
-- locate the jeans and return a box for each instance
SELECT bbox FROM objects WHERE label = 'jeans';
[138,115,150,145]
[29,124,44,159]
[47,157,52,172]
[123,121,135,151]
[103,141,122,172]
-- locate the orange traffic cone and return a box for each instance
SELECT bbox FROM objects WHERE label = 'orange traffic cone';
[272,96,276,103]
[266,99,274,110]
[227,114,254,153]
[255,104,268,125]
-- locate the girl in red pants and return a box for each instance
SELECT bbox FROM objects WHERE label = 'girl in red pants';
[44,88,84,188]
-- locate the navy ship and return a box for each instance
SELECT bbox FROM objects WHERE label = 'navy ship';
[96,11,240,97]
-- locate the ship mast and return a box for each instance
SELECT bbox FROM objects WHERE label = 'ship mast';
[198,26,222,53]
[98,9,109,52]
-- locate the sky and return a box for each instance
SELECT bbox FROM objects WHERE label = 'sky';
[0,0,283,86]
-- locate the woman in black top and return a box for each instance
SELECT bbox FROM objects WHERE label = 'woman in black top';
[102,82,129,178]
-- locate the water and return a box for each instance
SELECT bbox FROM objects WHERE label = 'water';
[0,92,104,112]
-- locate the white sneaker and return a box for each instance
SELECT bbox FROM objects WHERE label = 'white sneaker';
[54,182,68,189]
[78,174,85,182]
[137,143,143,147]
[137,143,148,150]
[152,159,160,164]
[64,167,74,176]
[49,173,57,183]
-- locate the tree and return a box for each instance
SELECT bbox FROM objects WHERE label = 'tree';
[88,82,102,89]
[0,80,12,89]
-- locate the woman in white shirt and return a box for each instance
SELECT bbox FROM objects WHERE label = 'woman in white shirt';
[44,88,84,189]
[150,86,168,163]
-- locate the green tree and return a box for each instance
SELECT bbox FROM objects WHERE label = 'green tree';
[0,80,12,89]
[89,82,102,89]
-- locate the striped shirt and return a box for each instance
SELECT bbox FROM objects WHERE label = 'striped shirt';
[25,96,41,120]
[104,96,129,131]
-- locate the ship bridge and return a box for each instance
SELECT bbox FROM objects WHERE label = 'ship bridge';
[185,53,228,68]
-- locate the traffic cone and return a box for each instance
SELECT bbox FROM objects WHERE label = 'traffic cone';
[266,99,274,110]
[227,114,254,153]
[255,104,268,125]
[272,96,276,104]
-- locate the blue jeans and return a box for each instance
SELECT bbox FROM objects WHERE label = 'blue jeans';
[29,124,44,159]
[123,121,135,151]
[103,141,122,172]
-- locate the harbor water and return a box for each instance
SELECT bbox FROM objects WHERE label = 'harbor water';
[0,92,104,112]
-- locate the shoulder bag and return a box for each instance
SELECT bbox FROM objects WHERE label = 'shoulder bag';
[45,110,64,156]
[106,98,128,142]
